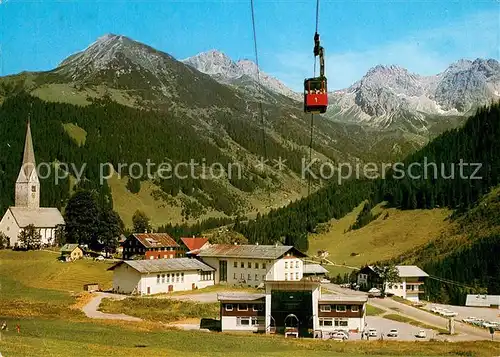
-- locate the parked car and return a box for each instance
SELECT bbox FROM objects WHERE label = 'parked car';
[330,331,348,340]
[368,328,377,337]
[387,329,398,337]
[416,329,426,338]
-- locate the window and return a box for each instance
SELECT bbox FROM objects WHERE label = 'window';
[241,273,244,279]
[237,317,250,326]
[296,261,299,268]
[285,273,288,281]
[234,261,238,268]
[167,274,170,283]
[234,272,237,279]
[262,263,266,269]
[255,263,259,269]
[248,262,251,268]
[351,305,359,312]
[295,272,299,280]
[157,274,160,284]
[336,305,346,312]
[161,274,165,283]
[253,304,263,311]
[335,318,348,327]
[225,304,233,311]
[251,317,259,325]
[262,275,265,281]
[31,185,36,192]
[241,262,244,268]
[176,273,180,282]
[320,305,331,312]
[255,274,259,281]
[238,304,248,311]
[248,274,251,281]
[181,273,184,282]
[290,274,294,281]
[285,262,288,269]
[319,318,333,327]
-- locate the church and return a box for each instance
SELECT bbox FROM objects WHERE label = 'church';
[0,122,65,248]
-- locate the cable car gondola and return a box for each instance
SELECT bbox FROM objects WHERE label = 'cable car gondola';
[304,32,327,114]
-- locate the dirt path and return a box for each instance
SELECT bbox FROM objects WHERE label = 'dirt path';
[82,292,142,322]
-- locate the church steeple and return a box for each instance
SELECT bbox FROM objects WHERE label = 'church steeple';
[15,121,40,209]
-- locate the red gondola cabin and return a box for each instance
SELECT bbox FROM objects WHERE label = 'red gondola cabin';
[304,77,328,114]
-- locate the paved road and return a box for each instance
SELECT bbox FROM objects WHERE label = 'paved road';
[82,292,142,322]
[324,283,495,341]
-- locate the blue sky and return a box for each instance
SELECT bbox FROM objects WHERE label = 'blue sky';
[1,0,499,91]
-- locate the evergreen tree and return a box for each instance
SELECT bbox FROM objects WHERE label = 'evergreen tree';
[98,209,123,257]
[132,210,151,233]
[64,190,99,247]
[0,232,9,249]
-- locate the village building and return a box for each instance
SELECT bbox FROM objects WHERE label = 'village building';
[122,233,182,260]
[466,295,500,309]
[0,122,65,248]
[108,258,215,295]
[60,244,84,261]
[303,263,329,279]
[217,280,367,336]
[357,265,428,302]
[196,244,307,287]
[180,237,209,256]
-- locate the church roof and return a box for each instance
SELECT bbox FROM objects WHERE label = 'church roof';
[17,122,37,183]
[9,207,65,228]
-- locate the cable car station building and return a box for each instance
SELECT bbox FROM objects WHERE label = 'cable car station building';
[218,280,367,337]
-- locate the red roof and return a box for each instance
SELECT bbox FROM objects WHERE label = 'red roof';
[181,237,209,251]
[131,233,179,248]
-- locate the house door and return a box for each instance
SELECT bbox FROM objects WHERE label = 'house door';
[219,260,227,282]
[192,283,196,290]
[147,287,150,294]
[168,285,174,292]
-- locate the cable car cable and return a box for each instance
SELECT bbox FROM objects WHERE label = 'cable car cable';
[250,0,268,173]
[307,0,321,232]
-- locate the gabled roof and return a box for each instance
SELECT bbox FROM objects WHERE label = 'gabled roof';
[395,265,428,278]
[9,207,64,228]
[130,233,179,248]
[60,244,80,253]
[108,257,214,274]
[181,237,209,251]
[197,244,307,259]
[303,263,329,275]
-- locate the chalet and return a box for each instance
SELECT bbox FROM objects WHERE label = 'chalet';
[181,237,209,256]
[108,258,215,295]
[466,295,500,309]
[357,265,428,302]
[197,244,307,287]
[122,233,181,260]
[217,280,367,336]
[60,244,84,261]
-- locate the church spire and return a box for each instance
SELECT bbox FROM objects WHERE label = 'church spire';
[21,120,37,179]
[15,119,40,209]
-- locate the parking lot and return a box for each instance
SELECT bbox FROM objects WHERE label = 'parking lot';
[423,302,500,324]
[362,316,436,341]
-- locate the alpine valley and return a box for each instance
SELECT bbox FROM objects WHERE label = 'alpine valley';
[0,34,498,227]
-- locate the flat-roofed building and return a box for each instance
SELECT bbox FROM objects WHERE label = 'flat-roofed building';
[217,280,367,336]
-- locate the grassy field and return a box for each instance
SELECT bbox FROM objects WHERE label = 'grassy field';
[0,316,499,357]
[366,304,386,316]
[62,122,87,146]
[99,297,220,323]
[308,202,451,272]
